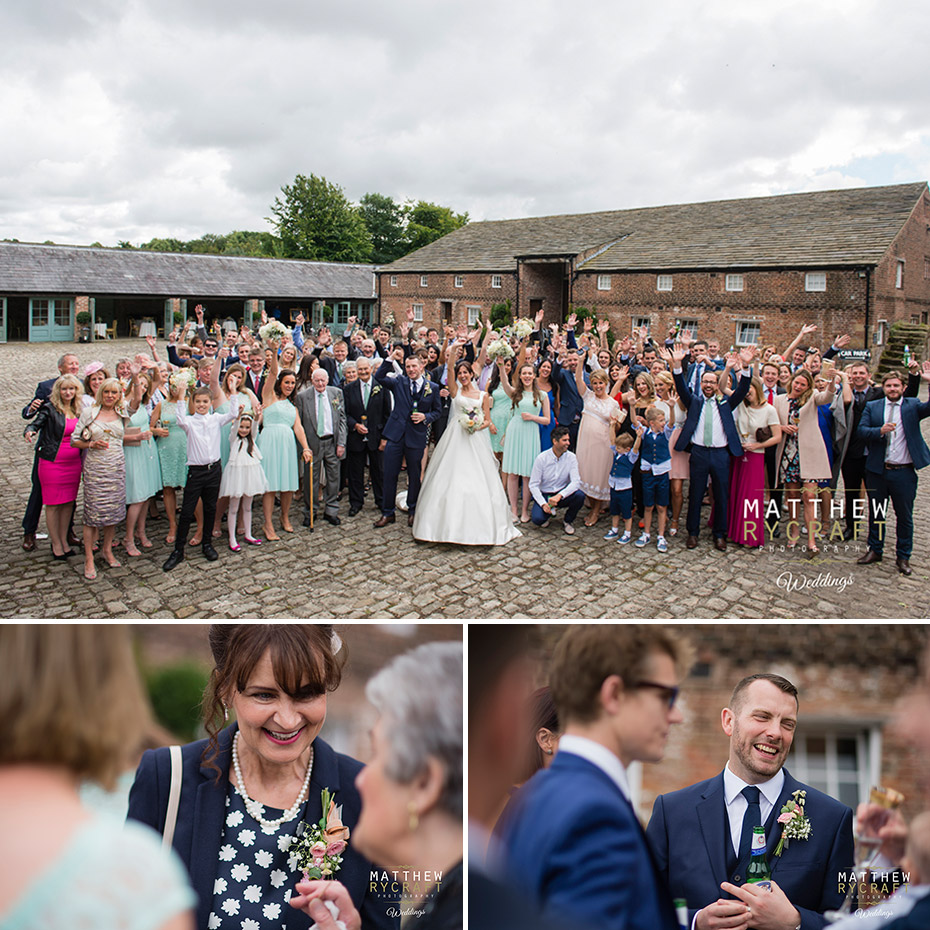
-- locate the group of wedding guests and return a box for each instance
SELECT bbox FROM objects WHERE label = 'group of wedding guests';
[0,623,462,930]
[20,307,930,574]
[469,623,930,930]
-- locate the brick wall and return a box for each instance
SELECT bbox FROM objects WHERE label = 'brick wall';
[532,623,929,823]
[379,271,516,332]
[872,190,930,329]
[572,269,871,351]
[517,262,566,325]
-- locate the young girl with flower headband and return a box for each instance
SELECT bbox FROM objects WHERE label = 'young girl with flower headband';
[219,410,269,551]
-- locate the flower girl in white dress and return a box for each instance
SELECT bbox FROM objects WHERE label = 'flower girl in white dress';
[219,411,269,551]
[413,342,521,545]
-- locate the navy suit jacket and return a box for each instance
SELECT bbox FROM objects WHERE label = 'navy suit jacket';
[886,892,930,929]
[499,751,679,930]
[858,396,930,473]
[127,725,396,930]
[673,368,751,456]
[646,769,853,930]
[22,376,57,420]
[374,360,441,448]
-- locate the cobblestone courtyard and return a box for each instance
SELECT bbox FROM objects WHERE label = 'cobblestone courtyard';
[4,341,930,618]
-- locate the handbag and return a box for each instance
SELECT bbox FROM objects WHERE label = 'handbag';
[755,425,773,443]
[163,744,182,849]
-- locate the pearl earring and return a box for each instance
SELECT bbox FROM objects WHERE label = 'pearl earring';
[223,703,229,722]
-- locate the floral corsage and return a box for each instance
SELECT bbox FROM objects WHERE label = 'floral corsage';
[773,789,811,856]
[291,788,350,879]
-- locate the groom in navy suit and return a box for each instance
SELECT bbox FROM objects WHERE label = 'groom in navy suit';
[668,343,755,550]
[499,625,689,930]
[646,674,853,930]
[856,366,930,576]
[373,348,441,527]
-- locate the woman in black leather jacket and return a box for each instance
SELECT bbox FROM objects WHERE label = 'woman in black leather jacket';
[24,374,84,558]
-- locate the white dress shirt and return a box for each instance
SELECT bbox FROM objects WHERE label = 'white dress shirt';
[176,395,239,465]
[558,733,632,801]
[529,448,581,508]
[883,398,912,465]
[723,763,785,858]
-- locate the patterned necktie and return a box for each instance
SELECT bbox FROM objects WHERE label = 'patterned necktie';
[737,786,761,878]
[703,397,715,446]
[316,391,326,437]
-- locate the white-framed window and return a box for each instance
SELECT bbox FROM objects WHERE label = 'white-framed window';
[677,318,699,340]
[788,726,881,810]
[454,275,464,288]
[726,274,744,292]
[335,302,351,325]
[412,304,423,322]
[390,275,397,287]
[657,274,673,292]
[597,275,612,291]
[420,275,428,287]
[467,306,481,326]
[896,260,905,289]
[632,315,651,334]
[924,257,930,280]
[491,274,502,289]
[735,320,760,346]
[805,272,826,292]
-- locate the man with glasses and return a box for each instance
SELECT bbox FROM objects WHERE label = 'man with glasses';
[646,674,853,930]
[499,625,690,930]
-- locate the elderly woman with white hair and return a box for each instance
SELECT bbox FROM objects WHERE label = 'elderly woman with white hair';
[291,641,463,930]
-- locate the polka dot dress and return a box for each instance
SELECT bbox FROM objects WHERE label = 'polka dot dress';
[207,784,311,930]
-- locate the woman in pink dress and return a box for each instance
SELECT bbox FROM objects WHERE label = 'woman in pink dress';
[24,374,84,559]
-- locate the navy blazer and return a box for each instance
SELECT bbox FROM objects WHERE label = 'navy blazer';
[858,396,930,473]
[646,769,853,930]
[374,360,441,448]
[673,368,751,456]
[22,376,56,420]
[127,725,396,930]
[499,751,679,930]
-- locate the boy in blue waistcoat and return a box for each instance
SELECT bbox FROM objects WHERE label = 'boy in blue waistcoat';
[605,413,643,544]
[637,405,675,553]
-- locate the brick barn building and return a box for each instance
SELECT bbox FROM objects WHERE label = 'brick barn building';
[379,182,930,353]
[0,242,377,342]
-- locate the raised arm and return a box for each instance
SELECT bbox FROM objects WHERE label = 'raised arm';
[783,323,817,360]
[446,342,462,399]
[210,350,228,407]
[497,359,515,398]
[262,341,280,407]
[575,347,590,396]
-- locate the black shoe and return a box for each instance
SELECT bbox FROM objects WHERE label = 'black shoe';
[163,550,184,572]
[348,506,361,516]
[857,550,882,565]
[323,513,341,526]
[302,514,312,527]
[896,558,912,576]
[202,543,219,562]
[843,526,856,541]
[770,525,781,539]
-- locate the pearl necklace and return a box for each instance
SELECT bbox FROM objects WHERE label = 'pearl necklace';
[231,732,314,829]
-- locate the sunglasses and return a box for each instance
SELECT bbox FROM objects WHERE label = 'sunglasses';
[634,679,680,709]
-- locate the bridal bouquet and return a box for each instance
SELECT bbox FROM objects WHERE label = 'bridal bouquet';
[459,404,485,433]
[513,318,534,341]
[487,338,515,362]
[259,319,289,344]
[291,788,350,879]
[169,368,197,392]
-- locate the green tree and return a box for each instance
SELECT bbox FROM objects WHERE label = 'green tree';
[489,300,512,329]
[269,174,372,263]
[405,201,468,252]
[359,192,408,264]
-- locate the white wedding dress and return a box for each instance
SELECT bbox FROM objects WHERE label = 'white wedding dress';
[413,391,522,545]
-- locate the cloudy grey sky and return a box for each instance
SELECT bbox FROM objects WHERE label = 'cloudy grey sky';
[2,0,928,246]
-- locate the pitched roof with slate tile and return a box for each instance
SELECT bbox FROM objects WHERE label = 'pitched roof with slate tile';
[0,242,377,299]
[382,182,928,273]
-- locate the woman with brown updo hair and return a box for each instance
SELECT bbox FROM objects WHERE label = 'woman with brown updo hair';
[128,625,394,930]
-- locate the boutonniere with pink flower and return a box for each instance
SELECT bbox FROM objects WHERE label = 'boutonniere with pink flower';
[331,394,342,408]
[423,382,432,396]
[773,789,812,856]
[291,788,350,879]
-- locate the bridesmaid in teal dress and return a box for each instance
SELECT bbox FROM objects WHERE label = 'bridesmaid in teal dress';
[210,358,260,539]
[123,371,163,556]
[499,359,550,523]
[150,375,193,545]
[536,357,559,452]
[487,357,514,496]
[259,347,312,539]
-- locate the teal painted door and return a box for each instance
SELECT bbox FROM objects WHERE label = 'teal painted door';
[30,298,73,342]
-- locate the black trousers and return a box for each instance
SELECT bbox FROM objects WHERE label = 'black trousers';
[175,461,221,551]
[347,446,384,511]
[764,443,783,531]
[841,454,868,533]
[22,450,43,534]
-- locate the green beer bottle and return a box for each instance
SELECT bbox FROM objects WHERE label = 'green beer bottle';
[746,825,772,885]
[674,898,689,930]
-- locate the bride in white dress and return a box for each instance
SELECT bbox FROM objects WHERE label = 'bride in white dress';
[413,343,522,545]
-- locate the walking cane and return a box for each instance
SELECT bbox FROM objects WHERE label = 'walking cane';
[307,454,314,532]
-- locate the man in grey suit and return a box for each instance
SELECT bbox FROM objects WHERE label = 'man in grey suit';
[296,368,347,527]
